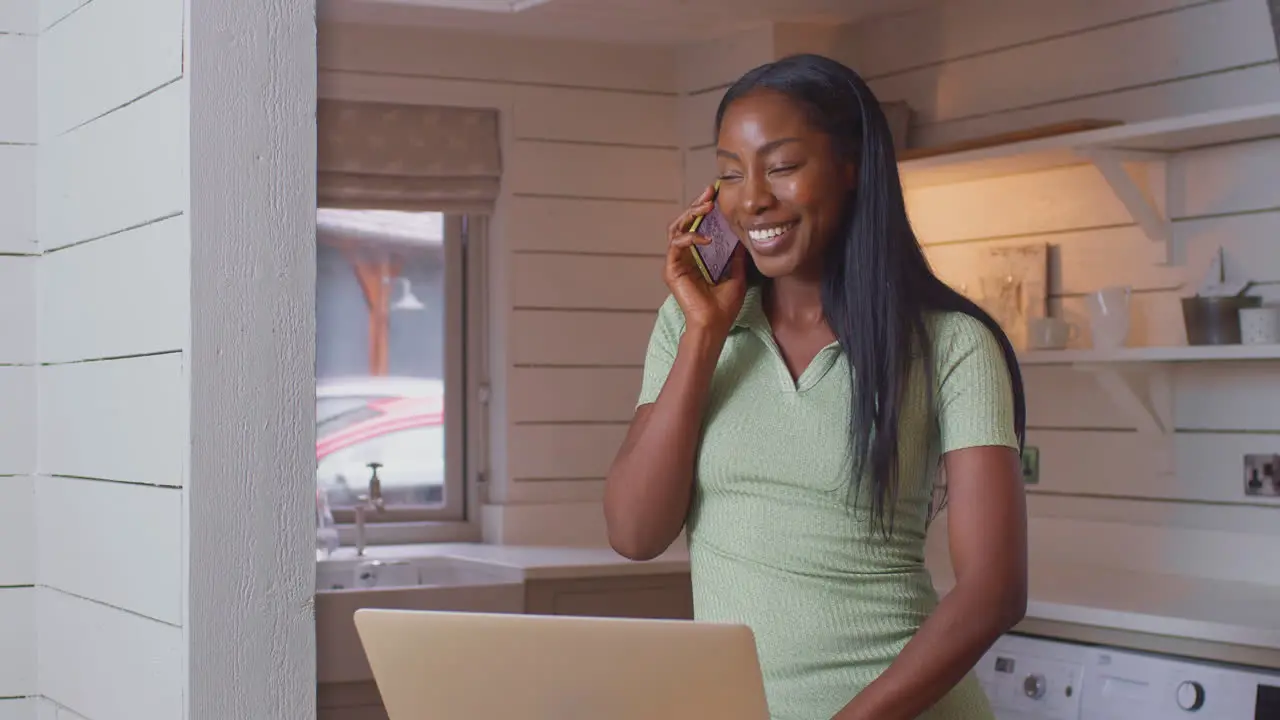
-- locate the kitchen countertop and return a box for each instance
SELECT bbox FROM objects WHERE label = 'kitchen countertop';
[318,543,1280,650]
[318,542,691,580]
[930,561,1280,651]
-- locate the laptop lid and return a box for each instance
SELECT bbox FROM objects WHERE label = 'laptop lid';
[353,608,771,720]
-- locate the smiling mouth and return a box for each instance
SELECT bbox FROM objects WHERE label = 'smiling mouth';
[746,221,798,244]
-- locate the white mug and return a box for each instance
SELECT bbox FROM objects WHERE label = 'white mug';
[1239,306,1280,345]
[1086,285,1132,350]
[1026,316,1078,350]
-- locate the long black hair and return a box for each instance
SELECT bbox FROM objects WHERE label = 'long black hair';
[715,54,1026,535]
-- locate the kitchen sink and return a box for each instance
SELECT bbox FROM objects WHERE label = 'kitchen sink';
[316,555,517,591]
[315,554,526,684]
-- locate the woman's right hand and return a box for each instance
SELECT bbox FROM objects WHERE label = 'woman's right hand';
[664,185,749,340]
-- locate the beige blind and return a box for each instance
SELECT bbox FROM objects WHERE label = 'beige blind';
[318,99,501,213]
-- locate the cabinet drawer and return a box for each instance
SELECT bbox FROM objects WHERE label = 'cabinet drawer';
[524,573,693,619]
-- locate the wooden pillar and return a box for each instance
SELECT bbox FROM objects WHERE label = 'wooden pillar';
[341,246,401,376]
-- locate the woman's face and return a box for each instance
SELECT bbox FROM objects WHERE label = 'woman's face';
[714,89,853,280]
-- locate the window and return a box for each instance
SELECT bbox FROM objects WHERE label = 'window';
[315,209,485,540]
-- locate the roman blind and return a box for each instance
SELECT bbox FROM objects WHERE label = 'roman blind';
[317,99,501,213]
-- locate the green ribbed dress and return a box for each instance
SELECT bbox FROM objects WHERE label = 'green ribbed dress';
[635,287,1018,720]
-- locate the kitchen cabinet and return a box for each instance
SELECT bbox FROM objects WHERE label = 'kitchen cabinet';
[523,572,693,619]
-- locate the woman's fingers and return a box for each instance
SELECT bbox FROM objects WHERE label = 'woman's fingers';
[667,202,714,240]
[669,232,712,251]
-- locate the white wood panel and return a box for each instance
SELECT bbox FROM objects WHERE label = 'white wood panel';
[910,156,1280,245]
[684,145,716,200]
[513,86,678,148]
[870,0,1275,125]
[29,700,86,720]
[38,354,186,487]
[1027,493,1280,537]
[39,0,85,32]
[482,500,607,547]
[0,367,36,475]
[505,196,675,255]
[923,215,1280,300]
[510,309,655,366]
[1174,365,1280,432]
[507,141,680,202]
[906,164,1134,243]
[842,0,1203,78]
[931,508,1276,586]
[319,23,677,93]
[38,0,183,138]
[0,0,37,34]
[1175,211,1280,285]
[1026,362,1280,433]
[510,367,642,423]
[0,144,36,253]
[0,476,33,586]
[680,87,725,149]
[1024,515,1277,586]
[40,216,188,363]
[911,63,1280,148]
[1171,136,1280,217]
[37,80,185,250]
[0,698,34,720]
[511,253,665,310]
[48,704,87,720]
[0,34,35,143]
[505,477,606,505]
[0,587,34,697]
[771,21,846,61]
[38,588,183,720]
[508,423,627,480]
[675,24,774,94]
[319,69,512,110]
[36,476,182,624]
[0,256,36,364]
[1027,429,1280,507]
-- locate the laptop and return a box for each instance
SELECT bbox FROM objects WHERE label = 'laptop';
[353,608,772,720]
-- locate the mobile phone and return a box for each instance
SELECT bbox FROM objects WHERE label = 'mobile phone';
[687,181,741,285]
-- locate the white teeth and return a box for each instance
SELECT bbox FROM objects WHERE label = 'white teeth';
[748,223,795,242]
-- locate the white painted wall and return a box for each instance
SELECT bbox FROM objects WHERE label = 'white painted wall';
[318,24,683,545]
[0,0,37,718]
[0,0,317,717]
[832,0,1280,585]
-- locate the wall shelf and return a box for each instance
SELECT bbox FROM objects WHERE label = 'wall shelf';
[1017,344,1280,463]
[898,102,1280,264]
[1020,343,1280,365]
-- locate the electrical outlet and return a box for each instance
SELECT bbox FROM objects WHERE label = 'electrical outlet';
[1021,446,1040,485]
[1243,454,1280,497]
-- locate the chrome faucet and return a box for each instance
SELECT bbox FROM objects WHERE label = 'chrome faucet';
[354,462,385,557]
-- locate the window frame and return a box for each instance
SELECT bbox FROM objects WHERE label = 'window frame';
[325,212,485,544]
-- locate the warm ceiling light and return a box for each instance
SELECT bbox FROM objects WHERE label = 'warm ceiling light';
[401,0,552,11]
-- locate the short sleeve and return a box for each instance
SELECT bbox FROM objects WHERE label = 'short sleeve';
[933,313,1019,454]
[635,295,687,408]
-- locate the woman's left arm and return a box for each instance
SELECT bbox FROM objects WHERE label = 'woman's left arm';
[833,444,1028,720]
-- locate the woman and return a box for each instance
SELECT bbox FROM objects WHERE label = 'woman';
[603,54,1029,720]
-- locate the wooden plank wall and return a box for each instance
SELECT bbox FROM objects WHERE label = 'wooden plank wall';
[834,0,1280,583]
[21,0,188,718]
[318,24,682,544]
[0,0,36,718]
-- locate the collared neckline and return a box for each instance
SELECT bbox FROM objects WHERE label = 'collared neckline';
[732,284,843,393]
[732,285,768,331]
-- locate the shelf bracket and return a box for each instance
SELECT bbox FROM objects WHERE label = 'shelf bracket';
[1079,148,1176,264]
[1075,363,1175,474]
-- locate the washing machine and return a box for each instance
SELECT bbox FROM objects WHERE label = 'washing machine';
[976,634,1280,719]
